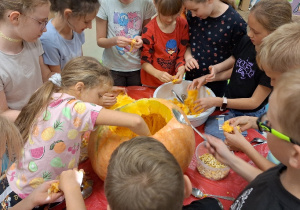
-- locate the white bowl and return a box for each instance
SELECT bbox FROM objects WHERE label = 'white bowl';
[153,80,216,127]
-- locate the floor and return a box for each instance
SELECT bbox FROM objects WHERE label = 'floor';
[82,9,250,62]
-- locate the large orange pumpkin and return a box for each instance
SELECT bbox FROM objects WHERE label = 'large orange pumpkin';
[88,98,195,180]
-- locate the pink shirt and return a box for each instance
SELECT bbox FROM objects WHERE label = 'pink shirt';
[7,93,102,198]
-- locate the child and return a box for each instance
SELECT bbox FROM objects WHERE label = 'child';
[0,115,64,209]
[0,0,53,122]
[0,56,150,208]
[205,71,300,209]
[183,0,247,97]
[0,116,23,175]
[96,0,156,86]
[191,0,292,118]
[140,0,189,88]
[40,0,100,73]
[105,136,222,210]
[223,22,300,172]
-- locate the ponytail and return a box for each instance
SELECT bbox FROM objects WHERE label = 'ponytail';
[15,82,59,143]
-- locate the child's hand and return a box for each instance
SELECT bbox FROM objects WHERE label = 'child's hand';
[229,116,258,131]
[205,134,235,166]
[115,36,132,48]
[193,97,216,112]
[224,127,250,152]
[187,76,207,89]
[156,71,173,83]
[59,169,84,194]
[111,86,126,96]
[185,57,199,71]
[29,180,63,207]
[173,66,185,84]
[101,93,117,108]
[206,65,217,82]
[132,36,143,49]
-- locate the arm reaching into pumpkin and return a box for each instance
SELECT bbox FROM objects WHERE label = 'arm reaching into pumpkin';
[96,109,151,136]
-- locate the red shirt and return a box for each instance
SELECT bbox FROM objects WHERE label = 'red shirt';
[141,16,189,87]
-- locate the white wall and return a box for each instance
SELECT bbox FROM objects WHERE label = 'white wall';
[82,20,104,62]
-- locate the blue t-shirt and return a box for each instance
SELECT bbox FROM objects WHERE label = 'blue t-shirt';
[40,19,85,69]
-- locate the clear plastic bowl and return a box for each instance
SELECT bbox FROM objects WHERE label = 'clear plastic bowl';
[196,142,230,180]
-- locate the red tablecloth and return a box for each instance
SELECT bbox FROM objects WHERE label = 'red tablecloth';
[53,86,269,210]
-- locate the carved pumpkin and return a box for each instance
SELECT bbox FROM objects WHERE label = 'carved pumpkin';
[88,98,195,180]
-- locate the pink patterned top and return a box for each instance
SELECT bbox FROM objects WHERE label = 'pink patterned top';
[7,93,102,198]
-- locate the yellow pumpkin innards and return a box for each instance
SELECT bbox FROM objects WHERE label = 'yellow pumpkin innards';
[222,121,241,133]
[109,93,135,110]
[169,89,204,116]
[108,98,172,138]
[48,182,60,194]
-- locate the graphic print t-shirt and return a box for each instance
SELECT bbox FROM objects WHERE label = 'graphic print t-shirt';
[225,35,271,112]
[141,16,189,87]
[231,164,300,210]
[97,0,156,72]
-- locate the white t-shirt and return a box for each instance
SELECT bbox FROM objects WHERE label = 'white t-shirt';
[97,0,156,72]
[0,40,43,110]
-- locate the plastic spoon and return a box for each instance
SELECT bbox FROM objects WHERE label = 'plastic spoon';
[192,187,235,201]
[172,108,207,141]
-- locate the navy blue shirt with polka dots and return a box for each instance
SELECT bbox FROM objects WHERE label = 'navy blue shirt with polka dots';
[185,5,247,97]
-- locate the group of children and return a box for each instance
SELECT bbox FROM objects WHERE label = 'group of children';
[0,0,300,209]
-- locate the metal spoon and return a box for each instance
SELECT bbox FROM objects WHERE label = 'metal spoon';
[192,187,235,201]
[81,179,93,199]
[181,93,187,101]
[249,138,266,144]
[171,89,184,104]
[172,108,207,141]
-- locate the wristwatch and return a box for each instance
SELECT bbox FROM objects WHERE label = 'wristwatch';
[220,97,227,111]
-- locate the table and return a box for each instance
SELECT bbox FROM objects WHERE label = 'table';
[53,86,269,210]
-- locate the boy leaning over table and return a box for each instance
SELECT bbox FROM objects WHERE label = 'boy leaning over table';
[104,136,223,210]
[205,71,300,209]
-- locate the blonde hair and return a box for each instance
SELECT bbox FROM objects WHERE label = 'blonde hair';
[257,22,300,73]
[154,0,183,16]
[274,71,300,144]
[105,136,184,210]
[0,0,49,19]
[0,116,24,169]
[15,56,113,143]
[183,0,237,10]
[250,0,292,32]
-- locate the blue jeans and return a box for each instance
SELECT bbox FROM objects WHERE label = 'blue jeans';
[204,105,267,141]
[229,105,267,117]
